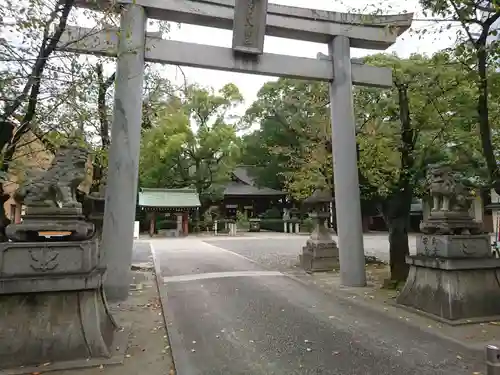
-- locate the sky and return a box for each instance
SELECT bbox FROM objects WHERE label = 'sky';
[152,0,457,112]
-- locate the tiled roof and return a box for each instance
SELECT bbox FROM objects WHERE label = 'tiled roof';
[225,166,285,197]
[223,182,285,196]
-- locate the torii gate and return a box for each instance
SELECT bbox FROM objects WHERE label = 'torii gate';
[57,0,413,301]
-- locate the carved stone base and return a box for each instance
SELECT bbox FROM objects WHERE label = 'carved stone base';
[0,287,119,370]
[397,255,500,322]
[6,208,94,242]
[300,241,339,273]
[420,213,482,235]
[416,234,491,258]
[0,239,100,281]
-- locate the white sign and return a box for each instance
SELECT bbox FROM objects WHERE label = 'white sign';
[133,221,140,239]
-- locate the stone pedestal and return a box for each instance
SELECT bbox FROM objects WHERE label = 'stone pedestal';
[6,207,94,242]
[300,212,339,273]
[397,234,500,323]
[0,282,117,368]
[0,209,124,372]
[397,165,500,323]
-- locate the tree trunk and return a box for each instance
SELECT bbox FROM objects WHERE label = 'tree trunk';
[91,64,115,192]
[476,45,500,194]
[386,208,411,282]
[381,82,415,283]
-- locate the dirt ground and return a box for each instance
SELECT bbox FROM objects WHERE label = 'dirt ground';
[32,270,175,375]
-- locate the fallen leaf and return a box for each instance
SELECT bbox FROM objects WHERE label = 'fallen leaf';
[457,355,462,360]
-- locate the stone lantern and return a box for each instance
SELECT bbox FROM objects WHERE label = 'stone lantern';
[299,189,339,273]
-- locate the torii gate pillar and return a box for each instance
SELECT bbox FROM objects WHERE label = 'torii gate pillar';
[101,4,146,301]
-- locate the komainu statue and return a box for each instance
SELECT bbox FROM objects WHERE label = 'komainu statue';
[14,142,89,209]
[426,164,474,214]
[421,164,480,234]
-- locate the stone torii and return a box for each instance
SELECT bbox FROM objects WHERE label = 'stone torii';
[57,0,413,301]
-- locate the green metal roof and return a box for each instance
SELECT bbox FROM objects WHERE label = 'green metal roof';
[138,188,201,208]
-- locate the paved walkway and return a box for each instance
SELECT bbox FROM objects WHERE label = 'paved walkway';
[202,233,417,269]
[152,238,483,375]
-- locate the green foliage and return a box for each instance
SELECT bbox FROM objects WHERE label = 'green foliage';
[356,52,493,199]
[260,219,286,232]
[235,210,249,230]
[260,207,282,219]
[418,0,500,190]
[139,83,242,204]
[242,79,331,199]
[245,52,495,204]
[300,217,314,233]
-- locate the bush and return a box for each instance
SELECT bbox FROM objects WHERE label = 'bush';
[260,218,285,232]
[260,207,282,219]
[235,211,250,230]
[300,217,314,233]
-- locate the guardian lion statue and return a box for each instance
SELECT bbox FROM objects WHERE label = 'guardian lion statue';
[426,164,473,214]
[15,142,89,209]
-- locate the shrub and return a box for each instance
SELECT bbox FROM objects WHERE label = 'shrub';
[300,217,314,233]
[260,207,282,219]
[260,218,285,232]
[236,210,250,230]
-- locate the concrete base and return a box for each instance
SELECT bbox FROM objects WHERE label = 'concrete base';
[0,287,119,370]
[397,256,500,321]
